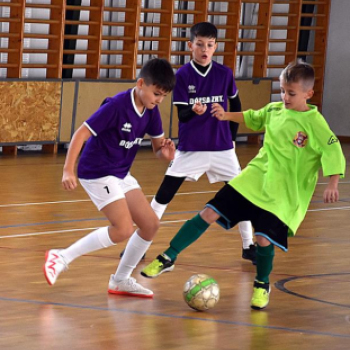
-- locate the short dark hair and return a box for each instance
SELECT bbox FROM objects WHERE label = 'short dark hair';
[139,58,176,92]
[280,59,315,89]
[190,22,217,42]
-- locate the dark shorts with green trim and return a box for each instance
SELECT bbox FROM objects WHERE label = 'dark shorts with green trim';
[206,184,289,251]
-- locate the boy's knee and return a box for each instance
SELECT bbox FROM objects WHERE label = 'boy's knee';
[109,224,134,242]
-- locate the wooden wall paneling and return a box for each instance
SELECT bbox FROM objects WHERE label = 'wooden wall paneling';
[171,0,209,69]
[101,2,138,78]
[46,0,66,78]
[23,1,66,79]
[138,1,174,62]
[211,0,242,73]
[301,0,331,109]
[63,2,102,74]
[119,0,141,79]
[85,0,104,79]
[252,0,273,77]
[23,2,65,75]
[59,81,76,142]
[268,0,303,94]
[0,81,61,143]
[2,0,25,77]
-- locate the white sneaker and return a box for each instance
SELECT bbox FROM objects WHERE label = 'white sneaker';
[108,274,153,298]
[43,249,68,286]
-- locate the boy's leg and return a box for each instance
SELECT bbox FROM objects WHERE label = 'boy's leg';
[151,175,185,219]
[44,199,133,286]
[141,207,219,278]
[251,235,275,310]
[109,189,161,297]
[239,221,256,265]
[119,175,185,259]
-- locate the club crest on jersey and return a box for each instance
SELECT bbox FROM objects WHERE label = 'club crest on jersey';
[122,123,132,132]
[188,85,196,94]
[293,131,308,148]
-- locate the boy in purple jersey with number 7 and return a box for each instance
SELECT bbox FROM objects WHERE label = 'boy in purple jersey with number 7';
[149,22,256,263]
[43,58,176,298]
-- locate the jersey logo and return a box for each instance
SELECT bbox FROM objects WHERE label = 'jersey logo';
[188,85,196,94]
[122,123,132,132]
[328,135,339,145]
[293,131,308,148]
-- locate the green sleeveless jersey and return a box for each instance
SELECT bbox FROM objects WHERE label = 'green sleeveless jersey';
[229,102,346,235]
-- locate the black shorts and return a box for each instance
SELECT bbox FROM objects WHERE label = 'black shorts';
[206,184,289,251]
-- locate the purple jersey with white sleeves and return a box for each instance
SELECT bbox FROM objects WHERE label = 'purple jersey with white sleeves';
[77,88,164,179]
[173,60,238,151]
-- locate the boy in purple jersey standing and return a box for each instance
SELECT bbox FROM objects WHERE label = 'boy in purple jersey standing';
[43,58,176,298]
[149,22,256,263]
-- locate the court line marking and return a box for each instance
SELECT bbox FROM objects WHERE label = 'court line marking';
[0,295,349,339]
[0,181,349,208]
[275,273,350,309]
[1,203,350,239]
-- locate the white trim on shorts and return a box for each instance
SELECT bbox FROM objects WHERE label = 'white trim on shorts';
[165,149,241,183]
[79,173,141,211]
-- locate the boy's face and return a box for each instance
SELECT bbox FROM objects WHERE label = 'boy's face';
[188,35,217,66]
[135,79,169,109]
[280,78,314,112]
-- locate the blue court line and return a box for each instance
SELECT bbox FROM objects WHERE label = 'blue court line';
[0,217,107,229]
[0,295,349,339]
[1,198,350,231]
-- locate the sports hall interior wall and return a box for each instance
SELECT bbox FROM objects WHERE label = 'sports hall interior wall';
[0,78,271,147]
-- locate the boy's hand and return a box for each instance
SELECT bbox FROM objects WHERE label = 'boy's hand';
[323,185,339,203]
[323,174,340,203]
[211,103,226,120]
[62,170,78,191]
[192,101,207,115]
[158,138,175,161]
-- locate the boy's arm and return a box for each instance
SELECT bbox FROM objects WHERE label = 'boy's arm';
[151,137,175,161]
[211,103,245,123]
[323,174,340,203]
[62,124,92,191]
[229,94,242,142]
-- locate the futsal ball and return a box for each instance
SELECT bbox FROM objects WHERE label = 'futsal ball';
[183,274,220,311]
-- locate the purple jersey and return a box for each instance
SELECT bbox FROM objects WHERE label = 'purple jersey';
[173,60,238,151]
[78,88,164,179]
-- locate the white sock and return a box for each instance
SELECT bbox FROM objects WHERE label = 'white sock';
[150,197,168,220]
[114,231,152,281]
[60,226,115,264]
[238,221,254,249]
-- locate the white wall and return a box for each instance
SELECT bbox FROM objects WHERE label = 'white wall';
[323,0,350,136]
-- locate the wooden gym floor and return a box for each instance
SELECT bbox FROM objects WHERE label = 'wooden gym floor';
[0,143,349,350]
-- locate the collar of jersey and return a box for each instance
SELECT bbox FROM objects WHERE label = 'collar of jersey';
[131,87,146,118]
[190,60,213,77]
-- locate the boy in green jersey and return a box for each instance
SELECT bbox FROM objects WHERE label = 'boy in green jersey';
[141,60,346,310]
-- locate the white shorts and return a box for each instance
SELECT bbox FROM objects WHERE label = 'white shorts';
[165,149,241,183]
[79,173,141,211]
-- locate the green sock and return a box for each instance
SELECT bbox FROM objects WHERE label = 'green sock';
[256,244,275,284]
[164,214,210,261]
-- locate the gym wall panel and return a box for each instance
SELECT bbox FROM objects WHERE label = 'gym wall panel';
[60,82,76,143]
[73,81,173,138]
[323,0,350,137]
[0,81,61,143]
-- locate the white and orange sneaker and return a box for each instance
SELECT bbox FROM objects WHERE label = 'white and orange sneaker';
[108,274,153,298]
[43,249,68,285]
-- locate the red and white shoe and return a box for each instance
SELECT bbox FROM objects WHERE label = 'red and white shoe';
[108,275,153,298]
[43,249,68,286]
